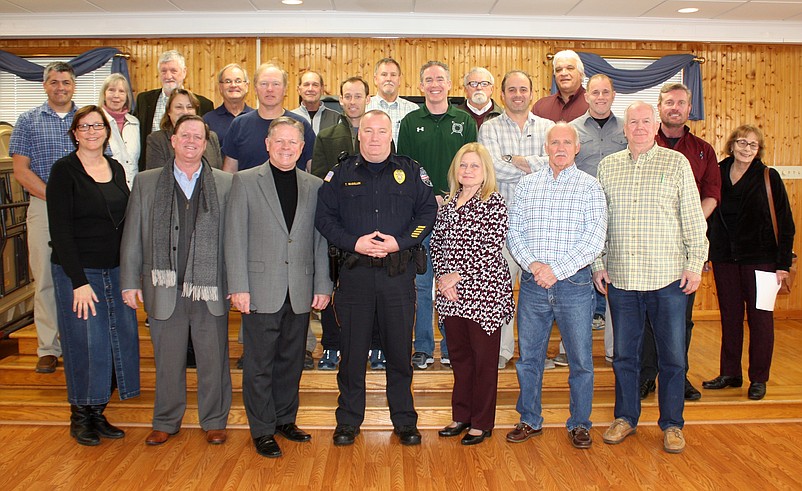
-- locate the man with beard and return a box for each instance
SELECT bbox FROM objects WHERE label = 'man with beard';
[457,67,502,129]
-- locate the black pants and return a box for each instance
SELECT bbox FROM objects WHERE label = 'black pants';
[320,304,382,352]
[640,291,694,383]
[242,296,308,439]
[334,263,417,428]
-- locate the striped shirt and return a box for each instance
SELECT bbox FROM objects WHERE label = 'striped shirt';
[366,96,419,145]
[478,112,554,206]
[592,143,709,291]
[8,102,76,183]
[508,164,607,280]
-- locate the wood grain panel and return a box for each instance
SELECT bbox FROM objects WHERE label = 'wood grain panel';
[2,36,802,316]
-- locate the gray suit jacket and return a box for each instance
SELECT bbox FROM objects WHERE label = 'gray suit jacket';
[225,163,332,314]
[120,165,232,319]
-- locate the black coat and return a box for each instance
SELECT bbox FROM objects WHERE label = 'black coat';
[708,156,795,270]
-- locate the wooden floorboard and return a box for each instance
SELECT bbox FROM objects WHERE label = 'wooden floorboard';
[1,424,801,490]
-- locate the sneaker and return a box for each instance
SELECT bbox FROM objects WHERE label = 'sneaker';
[317,349,339,370]
[544,358,556,370]
[303,350,314,370]
[592,314,605,330]
[411,352,433,370]
[663,426,685,454]
[440,357,451,368]
[369,349,386,370]
[552,353,569,367]
[602,418,636,445]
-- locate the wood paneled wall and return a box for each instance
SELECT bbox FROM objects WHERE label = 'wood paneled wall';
[1,36,802,317]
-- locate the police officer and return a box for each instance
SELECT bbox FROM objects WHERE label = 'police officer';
[316,110,437,447]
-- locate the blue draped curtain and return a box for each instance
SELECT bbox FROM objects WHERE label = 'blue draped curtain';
[0,47,130,87]
[551,52,704,120]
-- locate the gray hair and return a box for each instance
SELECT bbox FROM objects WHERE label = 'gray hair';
[552,49,585,78]
[217,63,249,84]
[97,73,133,110]
[158,50,186,70]
[464,67,494,86]
[419,60,450,83]
[43,62,75,82]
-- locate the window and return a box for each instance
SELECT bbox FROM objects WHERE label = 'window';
[585,58,683,117]
[0,57,112,126]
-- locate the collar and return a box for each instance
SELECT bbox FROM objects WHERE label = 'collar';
[465,100,493,115]
[419,104,458,119]
[628,142,660,162]
[215,103,252,117]
[657,124,691,142]
[40,101,76,117]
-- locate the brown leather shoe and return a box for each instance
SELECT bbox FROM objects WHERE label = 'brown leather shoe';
[35,355,58,373]
[206,429,227,444]
[145,430,173,445]
[569,427,592,449]
[506,422,542,443]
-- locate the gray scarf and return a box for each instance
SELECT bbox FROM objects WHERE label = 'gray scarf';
[150,161,220,302]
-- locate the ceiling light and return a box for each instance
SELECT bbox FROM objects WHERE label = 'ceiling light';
[678,8,699,14]
[282,0,303,5]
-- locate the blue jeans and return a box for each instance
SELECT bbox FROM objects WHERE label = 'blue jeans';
[608,280,687,430]
[515,267,594,431]
[414,235,447,358]
[52,264,140,405]
[593,288,607,317]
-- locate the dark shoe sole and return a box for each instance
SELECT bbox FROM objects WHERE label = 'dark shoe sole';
[506,429,543,443]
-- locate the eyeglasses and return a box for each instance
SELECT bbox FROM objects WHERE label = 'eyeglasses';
[76,123,106,132]
[221,78,246,86]
[467,81,492,88]
[735,139,759,150]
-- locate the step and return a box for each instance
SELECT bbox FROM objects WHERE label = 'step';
[2,386,800,429]
[0,354,616,391]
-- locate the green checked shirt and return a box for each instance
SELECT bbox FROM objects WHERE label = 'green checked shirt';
[592,143,709,291]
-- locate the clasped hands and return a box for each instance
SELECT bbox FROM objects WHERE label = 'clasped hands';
[437,271,462,301]
[355,231,400,258]
[530,262,557,289]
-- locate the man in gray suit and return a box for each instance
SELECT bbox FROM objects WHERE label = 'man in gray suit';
[121,114,233,446]
[225,117,332,459]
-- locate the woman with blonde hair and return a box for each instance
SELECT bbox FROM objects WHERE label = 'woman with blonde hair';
[98,73,139,189]
[430,142,514,445]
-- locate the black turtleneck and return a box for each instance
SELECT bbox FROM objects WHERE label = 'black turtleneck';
[270,164,298,232]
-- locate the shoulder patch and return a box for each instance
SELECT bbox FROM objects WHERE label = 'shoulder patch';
[324,170,334,182]
[419,167,433,187]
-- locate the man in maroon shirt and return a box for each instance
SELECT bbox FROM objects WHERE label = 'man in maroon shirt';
[532,50,589,123]
[639,82,721,402]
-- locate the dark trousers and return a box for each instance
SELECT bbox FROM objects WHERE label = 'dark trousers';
[640,291,695,383]
[712,262,775,383]
[242,296,309,439]
[444,316,500,431]
[320,304,382,352]
[334,264,417,428]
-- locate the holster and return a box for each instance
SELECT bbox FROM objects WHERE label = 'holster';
[411,244,427,275]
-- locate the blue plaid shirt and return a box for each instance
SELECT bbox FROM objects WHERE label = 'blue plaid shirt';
[508,164,607,280]
[9,102,76,183]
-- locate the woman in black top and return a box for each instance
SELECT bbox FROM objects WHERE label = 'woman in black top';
[703,125,795,400]
[47,105,140,445]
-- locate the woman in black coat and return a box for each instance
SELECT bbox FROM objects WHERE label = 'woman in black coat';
[703,125,794,400]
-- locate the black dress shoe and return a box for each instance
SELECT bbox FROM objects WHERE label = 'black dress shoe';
[639,379,656,400]
[276,423,311,442]
[438,422,470,437]
[254,435,282,458]
[748,382,766,400]
[684,379,702,401]
[702,375,743,389]
[333,424,360,446]
[461,430,491,446]
[394,425,422,446]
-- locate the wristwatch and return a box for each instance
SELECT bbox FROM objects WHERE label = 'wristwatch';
[502,154,512,163]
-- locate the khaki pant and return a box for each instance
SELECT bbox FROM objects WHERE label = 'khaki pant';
[27,197,60,357]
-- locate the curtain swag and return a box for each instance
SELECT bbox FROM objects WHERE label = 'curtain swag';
[0,46,130,88]
[551,52,704,120]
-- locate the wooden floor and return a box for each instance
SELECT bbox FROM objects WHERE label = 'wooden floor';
[2,315,802,489]
[1,423,802,490]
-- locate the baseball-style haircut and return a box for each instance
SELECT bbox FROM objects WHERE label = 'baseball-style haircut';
[446,142,498,202]
[724,124,765,161]
[587,73,615,92]
[158,50,186,70]
[501,70,533,92]
[254,63,289,87]
[43,61,75,82]
[463,67,495,86]
[217,63,249,83]
[552,49,585,78]
[658,82,692,105]
[340,76,370,96]
[98,73,133,110]
[419,60,451,83]
[374,58,402,76]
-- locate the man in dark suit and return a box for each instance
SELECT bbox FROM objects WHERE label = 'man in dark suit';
[134,49,213,170]
[225,117,332,459]
[120,115,232,447]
